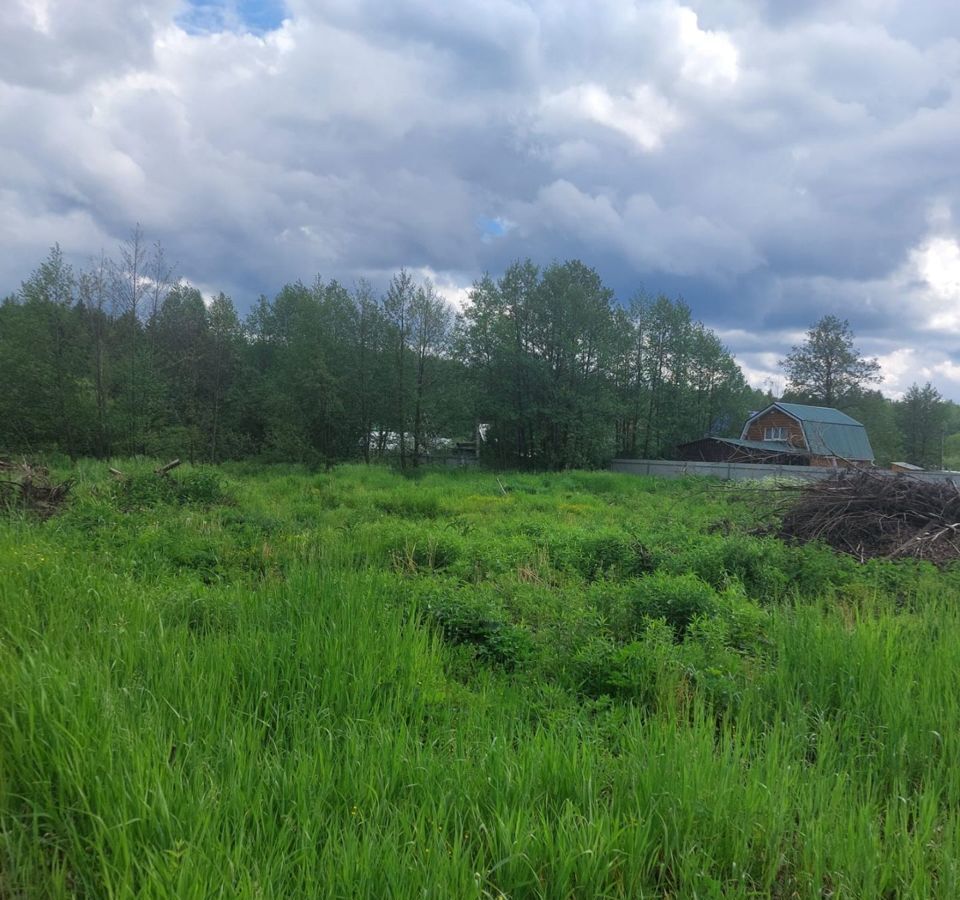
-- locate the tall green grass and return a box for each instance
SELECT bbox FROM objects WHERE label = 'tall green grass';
[2,463,960,896]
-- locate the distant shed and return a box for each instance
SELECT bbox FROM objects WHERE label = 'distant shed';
[891,461,924,474]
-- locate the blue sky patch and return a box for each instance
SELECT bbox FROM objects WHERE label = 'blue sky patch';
[177,0,287,36]
[476,217,512,241]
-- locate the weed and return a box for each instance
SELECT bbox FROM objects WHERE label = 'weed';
[3,461,960,898]
[419,586,532,670]
[110,468,231,510]
[629,572,721,637]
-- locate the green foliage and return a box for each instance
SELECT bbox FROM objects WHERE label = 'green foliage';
[110,468,230,510]
[163,589,240,636]
[896,381,947,468]
[421,586,533,670]
[375,490,442,519]
[845,389,902,467]
[4,463,960,898]
[945,432,960,470]
[660,535,785,598]
[461,265,754,467]
[10,241,958,473]
[630,571,718,634]
[678,616,752,711]
[549,528,654,579]
[781,315,881,407]
[569,624,676,703]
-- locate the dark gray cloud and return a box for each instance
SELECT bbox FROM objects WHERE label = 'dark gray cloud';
[2,0,960,396]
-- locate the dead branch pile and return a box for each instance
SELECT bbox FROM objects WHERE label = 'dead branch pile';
[0,458,73,518]
[777,470,960,564]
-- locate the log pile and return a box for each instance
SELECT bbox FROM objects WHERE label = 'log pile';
[777,470,960,564]
[0,459,73,518]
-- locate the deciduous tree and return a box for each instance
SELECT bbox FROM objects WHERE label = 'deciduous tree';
[896,382,946,468]
[781,315,881,407]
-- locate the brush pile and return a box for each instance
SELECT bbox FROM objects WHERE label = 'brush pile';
[777,469,960,564]
[0,459,73,518]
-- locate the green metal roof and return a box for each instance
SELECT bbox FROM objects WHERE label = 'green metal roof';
[773,403,864,427]
[753,402,875,461]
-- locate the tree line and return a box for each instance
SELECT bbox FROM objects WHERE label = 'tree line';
[1,234,957,469]
[0,235,765,468]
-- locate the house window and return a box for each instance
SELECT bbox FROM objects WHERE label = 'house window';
[764,426,788,441]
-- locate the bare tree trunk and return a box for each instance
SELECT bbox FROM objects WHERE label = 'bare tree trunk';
[114,225,148,454]
[413,350,425,467]
[89,254,111,457]
[397,324,406,469]
[210,341,223,464]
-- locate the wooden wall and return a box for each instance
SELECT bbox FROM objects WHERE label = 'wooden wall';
[744,410,805,446]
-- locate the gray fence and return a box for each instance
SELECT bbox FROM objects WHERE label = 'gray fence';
[610,458,960,485]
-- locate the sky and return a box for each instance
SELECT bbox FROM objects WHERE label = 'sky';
[2,0,960,398]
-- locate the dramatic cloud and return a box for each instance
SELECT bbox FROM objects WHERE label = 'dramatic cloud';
[2,0,960,396]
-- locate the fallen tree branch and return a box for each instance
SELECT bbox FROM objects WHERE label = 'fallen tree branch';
[155,459,181,476]
[0,462,72,518]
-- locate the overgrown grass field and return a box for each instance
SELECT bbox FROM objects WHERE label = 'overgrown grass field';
[3,463,960,897]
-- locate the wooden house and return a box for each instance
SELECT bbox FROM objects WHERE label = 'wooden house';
[678,402,874,467]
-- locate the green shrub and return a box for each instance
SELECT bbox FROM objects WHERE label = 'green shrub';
[548,529,653,580]
[572,614,756,712]
[718,585,770,654]
[569,636,619,697]
[661,536,789,600]
[608,621,676,700]
[583,580,638,634]
[453,533,537,580]
[131,529,226,583]
[679,617,750,713]
[175,470,232,505]
[59,493,122,532]
[569,621,676,704]
[559,472,623,495]
[630,572,720,637]
[111,469,230,510]
[575,532,653,579]
[420,588,532,670]
[778,541,855,598]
